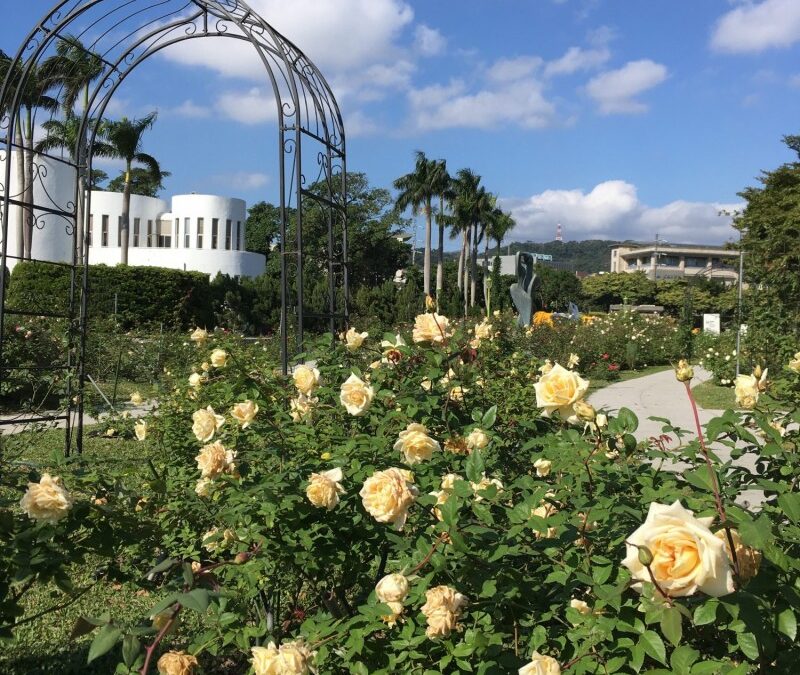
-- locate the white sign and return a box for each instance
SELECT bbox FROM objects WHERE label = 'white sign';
[703,313,721,335]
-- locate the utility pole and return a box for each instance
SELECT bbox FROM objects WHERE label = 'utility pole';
[735,234,744,377]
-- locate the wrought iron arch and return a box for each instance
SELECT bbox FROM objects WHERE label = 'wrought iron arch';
[0,0,349,454]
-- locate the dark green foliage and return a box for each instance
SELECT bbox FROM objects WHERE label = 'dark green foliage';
[107,166,170,198]
[535,264,582,311]
[581,271,656,311]
[245,201,283,255]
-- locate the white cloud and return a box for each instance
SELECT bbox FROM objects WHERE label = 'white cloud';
[586,59,668,114]
[345,110,381,137]
[215,88,276,125]
[212,172,270,190]
[544,46,610,77]
[414,24,446,56]
[170,100,211,118]
[487,56,543,83]
[501,180,742,244]
[711,0,800,53]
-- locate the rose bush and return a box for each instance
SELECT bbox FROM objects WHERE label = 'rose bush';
[2,310,800,674]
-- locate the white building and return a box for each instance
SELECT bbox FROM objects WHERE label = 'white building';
[609,243,739,283]
[1,150,265,278]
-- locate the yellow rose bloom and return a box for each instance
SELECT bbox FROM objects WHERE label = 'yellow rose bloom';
[344,327,368,352]
[622,500,734,597]
[340,373,375,416]
[156,651,198,675]
[465,428,489,451]
[251,639,315,675]
[394,423,440,465]
[190,327,208,344]
[195,441,236,479]
[734,373,759,409]
[375,572,409,603]
[290,394,317,422]
[534,363,590,419]
[715,528,761,582]
[19,473,73,524]
[192,406,225,443]
[210,348,228,368]
[306,468,345,510]
[789,351,800,373]
[360,467,419,530]
[134,420,147,441]
[231,400,259,429]
[533,458,552,477]
[420,585,468,639]
[519,651,562,675]
[412,312,451,344]
[130,391,144,406]
[473,319,493,341]
[470,473,503,502]
[293,364,321,394]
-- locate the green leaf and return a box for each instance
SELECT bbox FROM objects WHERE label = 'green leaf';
[178,588,210,613]
[660,607,683,646]
[670,646,699,674]
[778,493,800,523]
[617,407,639,432]
[70,616,103,641]
[146,558,177,578]
[465,449,485,483]
[639,630,666,664]
[683,468,715,492]
[736,631,759,661]
[481,405,497,429]
[87,623,122,663]
[777,608,797,641]
[693,600,718,626]
[122,635,141,668]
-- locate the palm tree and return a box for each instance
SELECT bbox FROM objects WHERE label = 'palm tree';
[482,206,515,306]
[393,151,440,296]
[0,49,25,259]
[432,159,453,298]
[105,112,161,264]
[449,168,481,312]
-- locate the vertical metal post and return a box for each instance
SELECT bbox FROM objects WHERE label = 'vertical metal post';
[294,126,303,356]
[278,130,288,376]
[735,245,744,378]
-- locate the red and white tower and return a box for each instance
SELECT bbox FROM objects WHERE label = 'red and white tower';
[555,223,563,242]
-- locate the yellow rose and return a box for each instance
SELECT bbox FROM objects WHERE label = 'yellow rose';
[789,351,800,373]
[195,478,212,497]
[474,319,493,341]
[567,353,580,369]
[360,467,419,530]
[195,441,236,479]
[134,420,147,441]
[210,348,228,368]
[251,639,315,675]
[538,360,553,376]
[533,458,552,477]
[130,391,144,406]
[595,413,608,428]
[231,400,258,429]
[519,651,561,675]
[412,312,451,344]
[344,327,368,351]
[470,473,503,502]
[448,385,467,402]
[425,294,436,311]
[531,503,558,539]
[380,600,405,627]
[420,585,468,639]
[201,361,210,372]
[569,598,591,616]
[19,473,73,524]
[715,529,761,582]
[394,423,440,465]
[156,651,198,675]
[623,500,735,597]
[466,428,489,451]
[306,468,345,510]
[431,473,459,520]
[203,527,237,553]
[444,436,470,455]
[190,327,208,344]
[192,406,225,442]
[375,573,409,603]
[734,373,759,409]
[188,372,205,389]
[675,359,694,382]
[293,364,321,394]
[290,394,317,422]
[340,373,375,416]
[534,363,590,419]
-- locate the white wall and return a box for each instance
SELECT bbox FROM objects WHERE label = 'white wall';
[88,191,168,249]
[1,150,76,270]
[170,194,247,253]
[89,246,266,278]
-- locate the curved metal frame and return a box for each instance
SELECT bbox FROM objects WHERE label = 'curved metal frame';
[0,0,349,454]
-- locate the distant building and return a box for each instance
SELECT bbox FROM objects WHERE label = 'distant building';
[609,242,739,283]
[486,253,555,275]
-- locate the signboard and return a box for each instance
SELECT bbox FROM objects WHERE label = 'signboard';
[703,313,720,335]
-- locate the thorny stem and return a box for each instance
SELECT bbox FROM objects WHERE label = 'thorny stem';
[410,533,447,575]
[682,381,741,579]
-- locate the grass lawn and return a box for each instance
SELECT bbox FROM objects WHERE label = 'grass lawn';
[691,380,736,410]
[587,364,672,394]
[1,428,207,674]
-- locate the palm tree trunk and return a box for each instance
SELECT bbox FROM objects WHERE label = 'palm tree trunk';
[23,108,34,259]
[436,194,445,296]
[470,222,478,307]
[457,229,465,291]
[423,200,432,296]
[463,226,471,316]
[14,119,24,259]
[483,234,490,308]
[120,161,131,264]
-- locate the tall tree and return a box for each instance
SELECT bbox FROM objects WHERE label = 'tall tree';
[393,151,439,296]
[431,159,452,298]
[105,112,161,263]
[449,168,482,313]
[0,49,25,259]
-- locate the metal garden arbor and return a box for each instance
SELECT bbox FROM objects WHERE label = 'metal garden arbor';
[0,0,349,454]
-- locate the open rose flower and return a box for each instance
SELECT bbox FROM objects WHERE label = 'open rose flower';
[192,406,225,442]
[623,500,735,597]
[474,319,493,341]
[420,585,468,639]
[130,391,144,406]
[340,373,374,416]
[231,400,258,428]
[19,473,73,524]
[431,473,459,520]
[394,423,440,465]
[412,312,451,344]
[734,370,766,409]
[716,528,762,582]
[519,651,561,675]
[157,651,199,675]
[470,473,503,502]
[534,363,589,419]
[251,639,315,675]
[344,327,368,351]
[466,428,489,451]
[567,353,580,369]
[360,467,419,530]
[293,364,321,394]
[789,351,800,373]
[190,327,208,344]
[210,348,228,368]
[188,372,206,389]
[290,394,317,422]
[306,468,345,510]
[195,441,237,479]
[134,419,147,441]
[376,573,409,603]
[533,458,552,477]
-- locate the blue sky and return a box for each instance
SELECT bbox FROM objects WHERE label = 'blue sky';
[4,0,800,246]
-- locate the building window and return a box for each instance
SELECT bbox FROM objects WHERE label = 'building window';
[184,217,190,248]
[158,220,171,248]
[174,219,179,248]
[146,220,152,247]
[211,218,219,249]
[660,255,680,267]
[685,256,708,268]
[225,219,232,250]
[88,214,93,246]
[101,215,109,247]
[236,220,242,250]
[133,218,140,247]
[117,216,122,246]
[197,217,204,248]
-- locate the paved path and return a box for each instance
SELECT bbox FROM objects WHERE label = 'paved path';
[0,404,153,435]
[589,367,763,508]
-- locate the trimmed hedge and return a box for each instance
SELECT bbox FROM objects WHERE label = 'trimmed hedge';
[7,262,215,330]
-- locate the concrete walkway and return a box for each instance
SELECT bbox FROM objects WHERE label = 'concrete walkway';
[0,404,153,435]
[589,366,763,508]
